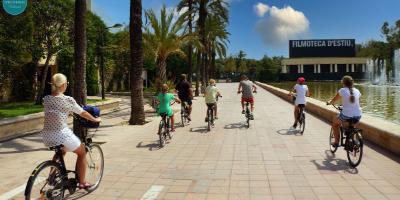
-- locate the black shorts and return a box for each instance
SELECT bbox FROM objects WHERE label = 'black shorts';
[180,98,192,105]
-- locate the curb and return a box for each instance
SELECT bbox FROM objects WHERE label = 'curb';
[0,98,121,142]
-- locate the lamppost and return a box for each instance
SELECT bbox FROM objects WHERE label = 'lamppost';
[100,23,123,100]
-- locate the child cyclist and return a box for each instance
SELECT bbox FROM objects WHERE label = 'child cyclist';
[288,77,310,129]
[327,75,362,147]
[204,79,221,121]
[156,84,181,132]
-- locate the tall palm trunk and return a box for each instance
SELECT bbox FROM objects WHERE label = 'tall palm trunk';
[199,0,207,88]
[129,0,145,125]
[211,49,216,78]
[73,0,87,136]
[156,57,167,92]
[195,50,200,96]
[187,0,193,83]
[202,53,208,86]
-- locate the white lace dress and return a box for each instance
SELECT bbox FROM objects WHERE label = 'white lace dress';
[41,95,84,152]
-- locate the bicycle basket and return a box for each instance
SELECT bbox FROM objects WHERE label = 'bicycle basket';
[76,105,100,128]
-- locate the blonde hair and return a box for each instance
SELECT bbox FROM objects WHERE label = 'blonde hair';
[161,84,169,93]
[51,73,67,93]
[209,79,216,85]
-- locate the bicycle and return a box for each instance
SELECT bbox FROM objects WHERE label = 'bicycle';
[180,102,190,127]
[289,94,308,134]
[238,91,256,128]
[24,120,104,199]
[327,103,364,168]
[158,113,173,148]
[157,101,176,148]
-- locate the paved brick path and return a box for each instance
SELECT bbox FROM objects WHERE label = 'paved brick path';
[1,83,400,200]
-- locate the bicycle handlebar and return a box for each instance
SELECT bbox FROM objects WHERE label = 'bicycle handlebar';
[326,102,342,111]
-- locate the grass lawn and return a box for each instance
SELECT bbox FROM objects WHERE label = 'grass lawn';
[0,98,107,119]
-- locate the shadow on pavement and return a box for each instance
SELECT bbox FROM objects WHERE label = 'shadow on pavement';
[190,127,208,133]
[276,128,301,136]
[136,141,161,151]
[0,147,48,154]
[310,150,358,174]
[0,133,48,154]
[224,122,247,130]
[64,189,91,200]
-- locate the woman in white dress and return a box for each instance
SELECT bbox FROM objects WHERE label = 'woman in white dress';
[41,73,101,189]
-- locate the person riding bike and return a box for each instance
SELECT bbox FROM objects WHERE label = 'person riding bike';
[204,79,221,121]
[237,75,257,120]
[157,84,181,132]
[327,75,362,147]
[288,77,310,129]
[175,74,193,121]
[41,73,101,189]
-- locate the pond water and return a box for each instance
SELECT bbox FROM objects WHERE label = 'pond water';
[267,82,400,125]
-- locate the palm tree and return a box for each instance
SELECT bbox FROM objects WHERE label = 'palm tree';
[177,0,196,83]
[143,5,193,91]
[73,0,87,133]
[197,0,228,85]
[204,15,229,78]
[129,0,145,125]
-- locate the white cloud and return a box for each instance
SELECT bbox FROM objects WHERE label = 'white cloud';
[253,2,269,17]
[255,4,310,47]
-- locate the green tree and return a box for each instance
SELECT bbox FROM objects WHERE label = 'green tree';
[198,0,228,85]
[238,60,248,73]
[357,40,390,60]
[205,14,229,78]
[86,12,107,96]
[177,0,195,82]
[129,0,146,124]
[32,0,74,104]
[0,3,34,101]
[381,20,400,70]
[143,5,192,91]
[236,50,246,72]
[224,57,235,73]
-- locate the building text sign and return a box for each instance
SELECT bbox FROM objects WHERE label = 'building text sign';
[289,39,355,58]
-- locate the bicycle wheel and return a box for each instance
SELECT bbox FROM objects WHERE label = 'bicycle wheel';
[25,161,65,200]
[85,144,104,192]
[158,121,165,147]
[166,121,172,140]
[207,109,212,131]
[181,113,185,127]
[329,128,338,153]
[346,131,363,167]
[300,113,305,134]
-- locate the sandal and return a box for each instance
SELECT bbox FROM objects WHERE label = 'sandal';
[78,182,92,189]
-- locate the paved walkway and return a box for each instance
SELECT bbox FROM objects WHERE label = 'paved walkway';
[1,83,400,200]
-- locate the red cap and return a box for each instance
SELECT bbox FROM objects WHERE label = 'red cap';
[297,77,305,84]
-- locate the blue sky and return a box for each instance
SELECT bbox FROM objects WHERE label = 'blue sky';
[92,0,400,59]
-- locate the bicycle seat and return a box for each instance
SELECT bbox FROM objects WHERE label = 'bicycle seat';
[207,103,215,108]
[160,113,168,117]
[49,145,64,151]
